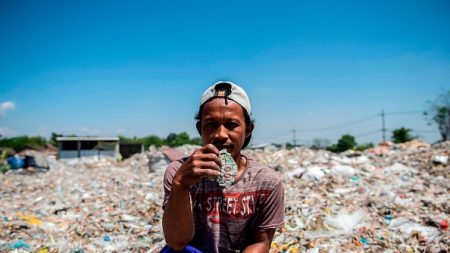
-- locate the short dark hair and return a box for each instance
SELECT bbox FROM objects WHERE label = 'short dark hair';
[195,104,255,149]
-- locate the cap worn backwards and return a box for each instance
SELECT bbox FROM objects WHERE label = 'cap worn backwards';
[200,81,251,115]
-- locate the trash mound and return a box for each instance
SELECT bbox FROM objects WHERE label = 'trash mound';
[0,140,448,252]
[0,155,165,252]
[243,140,449,252]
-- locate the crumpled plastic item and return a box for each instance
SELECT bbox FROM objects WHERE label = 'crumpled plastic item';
[17,212,43,226]
[301,166,326,181]
[216,149,238,187]
[330,165,357,177]
[8,239,31,250]
[324,209,365,233]
[431,155,448,165]
[389,218,440,242]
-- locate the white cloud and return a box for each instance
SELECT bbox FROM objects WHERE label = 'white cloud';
[116,128,128,134]
[0,127,15,137]
[80,127,100,136]
[0,101,16,116]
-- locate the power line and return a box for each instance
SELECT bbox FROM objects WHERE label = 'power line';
[257,131,291,141]
[294,110,423,133]
[296,114,379,132]
[354,129,380,137]
[414,130,438,134]
[254,109,436,145]
[384,110,424,115]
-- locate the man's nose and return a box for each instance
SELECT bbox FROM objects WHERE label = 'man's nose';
[215,125,228,140]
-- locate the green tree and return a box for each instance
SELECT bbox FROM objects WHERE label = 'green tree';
[312,138,331,149]
[355,142,374,151]
[391,127,414,143]
[174,132,191,147]
[190,137,203,146]
[119,135,164,149]
[142,135,164,149]
[165,133,178,147]
[327,134,357,153]
[49,132,63,146]
[165,132,192,147]
[0,136,47,152]
[424,89,450,141]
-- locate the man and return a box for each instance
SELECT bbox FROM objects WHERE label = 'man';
[162,81,284,252]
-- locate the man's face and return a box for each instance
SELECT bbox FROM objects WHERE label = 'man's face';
[200,98,248,157]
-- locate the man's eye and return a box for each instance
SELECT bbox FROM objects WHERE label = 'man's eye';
[226,122,240,129]
[205,122,219,128]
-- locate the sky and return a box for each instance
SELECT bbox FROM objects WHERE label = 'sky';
[0,0,449,146]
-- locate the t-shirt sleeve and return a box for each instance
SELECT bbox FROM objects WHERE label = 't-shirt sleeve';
[252,179,285,231]
[162,160,182,210]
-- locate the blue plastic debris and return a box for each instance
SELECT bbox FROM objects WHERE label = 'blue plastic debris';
[384,214,394,223]
[103,235,111,242]
[69,248,85,253]
[360,237,369,244]
[8,239,31,250]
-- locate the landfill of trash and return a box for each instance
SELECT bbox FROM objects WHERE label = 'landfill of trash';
[0,140,448,252]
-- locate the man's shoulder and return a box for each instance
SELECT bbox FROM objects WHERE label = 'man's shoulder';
[167,159,183,170]
[246,159,282,186]
[164,159,186,179]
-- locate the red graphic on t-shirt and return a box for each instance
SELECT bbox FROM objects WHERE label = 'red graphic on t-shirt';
[192,191,271,224]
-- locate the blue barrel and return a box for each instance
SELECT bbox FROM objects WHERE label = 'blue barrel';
[6,157,25,169]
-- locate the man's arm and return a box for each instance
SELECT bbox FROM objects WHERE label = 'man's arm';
[162,144,221,250]
[162,183,194,250]
[242,229,276,253]
[244,175,284,253]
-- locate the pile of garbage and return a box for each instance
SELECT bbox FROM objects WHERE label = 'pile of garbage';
[243,140,449,252]
[0,140,448,252]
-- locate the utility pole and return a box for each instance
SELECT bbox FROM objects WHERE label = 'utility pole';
[292,128,296,147]
[381,109,386,142]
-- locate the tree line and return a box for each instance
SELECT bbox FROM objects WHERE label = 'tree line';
[1,89,448,154]
[0,132,202,153]
[118,132,202,150]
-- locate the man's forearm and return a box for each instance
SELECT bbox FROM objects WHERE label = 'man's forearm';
[162,185,194,250]
[242,229,275,253]
[242,242,270,253]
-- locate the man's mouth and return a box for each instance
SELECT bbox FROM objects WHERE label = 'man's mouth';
[215,144,232,151]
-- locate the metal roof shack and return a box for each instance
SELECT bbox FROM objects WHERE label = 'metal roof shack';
[56,136,120,159]
[119,142,144,159]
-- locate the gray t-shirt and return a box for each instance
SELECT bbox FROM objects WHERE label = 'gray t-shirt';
[163,158,284,252]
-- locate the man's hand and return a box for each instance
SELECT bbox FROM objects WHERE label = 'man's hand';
[163,144,222,250]
[242,229,276,253]
[172,144,222,189]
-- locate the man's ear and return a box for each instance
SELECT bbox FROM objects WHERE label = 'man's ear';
[246,122,254,138]
[196,121,202,135]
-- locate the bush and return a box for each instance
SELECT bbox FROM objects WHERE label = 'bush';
[355,143,374,151]
[327,134,357,153]
[121,133,200,149]
[424,89,450,141]
[142,135,164,149]
[337,134,357,152]
[0,136,47,152]
[391,127,414,143]
[165,132,191,147]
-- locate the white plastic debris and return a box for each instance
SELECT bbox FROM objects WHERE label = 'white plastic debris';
[301,166,326,181]
[330,165,357,177]
[431,155,448,165]
[325,209,365,233]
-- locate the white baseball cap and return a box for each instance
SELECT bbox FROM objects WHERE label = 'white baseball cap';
[200,81,251,114]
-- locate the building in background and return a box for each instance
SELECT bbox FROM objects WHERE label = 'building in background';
[119,142,144,159]
[57,136,120,159]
